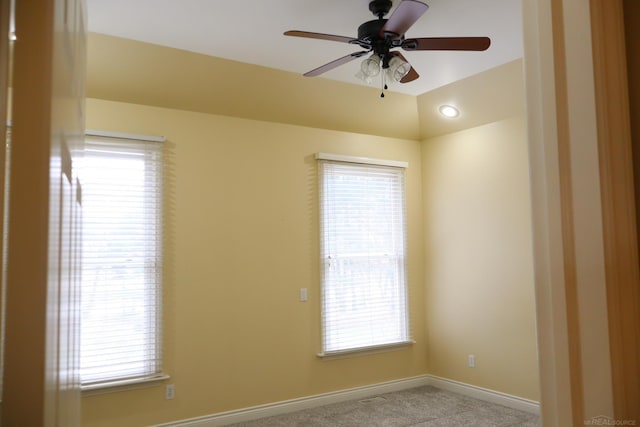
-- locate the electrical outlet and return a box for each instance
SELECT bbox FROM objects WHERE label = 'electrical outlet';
[165,384,175,400]
[468,354,475,368]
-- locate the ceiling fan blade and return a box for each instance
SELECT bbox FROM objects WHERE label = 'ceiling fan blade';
[381,0,429,39]
[303,51,369,77]
[390,52,420,83]
[284,30,356,44]
[402,37,491,51]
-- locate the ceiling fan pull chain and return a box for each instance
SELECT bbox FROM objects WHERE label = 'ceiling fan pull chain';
[380,70,386,98]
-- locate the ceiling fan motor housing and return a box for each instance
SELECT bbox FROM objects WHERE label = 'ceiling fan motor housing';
[358,18,404,64]
[358,19,387,42]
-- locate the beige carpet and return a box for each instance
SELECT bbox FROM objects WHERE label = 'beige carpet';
[226,386,539,427]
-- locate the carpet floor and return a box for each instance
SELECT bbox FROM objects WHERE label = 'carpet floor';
[225,385,540,427]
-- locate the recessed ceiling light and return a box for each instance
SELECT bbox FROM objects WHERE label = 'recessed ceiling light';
[439,105,460,118]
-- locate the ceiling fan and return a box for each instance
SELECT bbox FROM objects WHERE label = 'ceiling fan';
[284,0,490,96]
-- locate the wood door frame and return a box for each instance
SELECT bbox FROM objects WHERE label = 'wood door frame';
[591,0,640,420]
[0,0,10,410]
[2,0,85,425]
[2,3,56,423]
[524,0,639,424]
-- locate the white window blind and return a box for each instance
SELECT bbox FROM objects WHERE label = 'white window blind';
[318,156,410,355]
[80,135,163,387]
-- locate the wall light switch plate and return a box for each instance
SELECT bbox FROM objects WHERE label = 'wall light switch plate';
[300,288,308,302]
[165,384,175,400]
[468,354,475,368]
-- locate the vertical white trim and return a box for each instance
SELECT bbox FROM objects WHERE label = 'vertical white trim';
[562,0,613,419]
[523,0,615,422]
[522,1,573,424]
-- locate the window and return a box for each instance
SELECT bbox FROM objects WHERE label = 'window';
[80,135,164,388]
[317,153,411,356]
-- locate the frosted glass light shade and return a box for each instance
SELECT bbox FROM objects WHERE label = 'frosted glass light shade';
[361,55,381,77]
[387,56,411,82]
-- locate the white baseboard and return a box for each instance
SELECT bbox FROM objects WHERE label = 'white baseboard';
[154,374,540,426]
[154,375,430,427]
[426,375,540,415]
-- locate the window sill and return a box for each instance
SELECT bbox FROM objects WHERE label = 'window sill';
[81,373,170,396]
[317,340,415,360]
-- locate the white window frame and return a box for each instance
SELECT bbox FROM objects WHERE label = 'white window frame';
[80,131,168,391]
[316,153,412,357]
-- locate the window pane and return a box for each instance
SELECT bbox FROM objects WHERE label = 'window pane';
[319,160,409,354]
[80,137,162,385]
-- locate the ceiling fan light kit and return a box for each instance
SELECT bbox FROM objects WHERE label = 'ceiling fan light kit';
[284,0,491,97]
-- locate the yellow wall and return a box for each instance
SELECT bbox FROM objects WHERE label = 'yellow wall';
[86,33,523,142]
[81,98,428,427]
[79,33,539,426]
[421,116,539,401]
[87,34,421,141]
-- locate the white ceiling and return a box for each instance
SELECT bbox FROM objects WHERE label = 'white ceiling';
[85,0,524,96]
